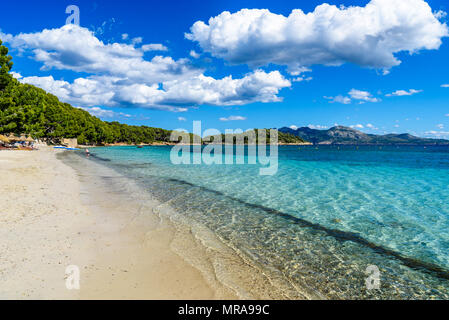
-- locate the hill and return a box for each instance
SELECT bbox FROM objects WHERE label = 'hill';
[279,126,449,145]
[203,129,309,145]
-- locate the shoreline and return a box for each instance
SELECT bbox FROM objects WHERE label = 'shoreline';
[0,148,238,299]
[59,150,302,300]
[1,148,295,299]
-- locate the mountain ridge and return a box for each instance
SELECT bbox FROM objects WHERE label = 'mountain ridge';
[279,126,449,145]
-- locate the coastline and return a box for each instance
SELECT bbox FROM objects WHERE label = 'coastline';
[1,147,297,299]
[0,148,237,299]
[3,146,449,299]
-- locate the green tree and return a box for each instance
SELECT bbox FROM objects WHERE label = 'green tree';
[0,39,13,91]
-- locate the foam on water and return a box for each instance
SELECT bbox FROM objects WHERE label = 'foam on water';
[62,145,449,299]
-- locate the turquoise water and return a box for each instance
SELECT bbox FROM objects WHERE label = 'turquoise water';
[77,145,449,299]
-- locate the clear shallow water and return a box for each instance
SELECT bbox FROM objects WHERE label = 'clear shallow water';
[76,145,449,299]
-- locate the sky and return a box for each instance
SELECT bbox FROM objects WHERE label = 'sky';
[0,0,448,138]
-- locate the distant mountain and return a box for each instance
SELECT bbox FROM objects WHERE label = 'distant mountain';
[279,126,449,145]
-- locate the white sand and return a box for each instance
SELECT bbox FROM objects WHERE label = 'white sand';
[0,148,237,299]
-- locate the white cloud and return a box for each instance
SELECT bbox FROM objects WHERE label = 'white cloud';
[132,37,143,45]
[434,10,447,19]
[18,75,117,107]
[325,95,351,104]
[386,89,423,96]
[178,117,187,121]
[16,70,290,109]
[350,124,364,129]
[289,125,298,130]
[10,71,22,79]
[437,124,444,129]
[2,25,290,110]
[349,89,379,102]
[80,106,131,118]
[116,70,290,107]
[186,0,448,73]
[141,43,168,52]
[121,33,129,40]
[424,130,449,138]
[441,84,449,88]
[219,115,247,121]
[325,89,379,104]
[366,123,379,130]
[1,25,198,84]
[308,124,327,129]
[189,50,200,59]
[292,76,312,82]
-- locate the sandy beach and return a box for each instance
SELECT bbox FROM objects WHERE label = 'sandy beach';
[0,148,238,299]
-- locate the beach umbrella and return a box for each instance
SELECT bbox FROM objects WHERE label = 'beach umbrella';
[0,135,10,143]
[25,136,34,142]
[7,135,20,142]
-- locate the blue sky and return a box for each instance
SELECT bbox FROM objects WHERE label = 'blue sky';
[0,0,448,138]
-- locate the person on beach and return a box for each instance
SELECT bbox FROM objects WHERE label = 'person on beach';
[85,148,90,157]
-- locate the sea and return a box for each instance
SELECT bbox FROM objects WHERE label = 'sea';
[60,145,449,299]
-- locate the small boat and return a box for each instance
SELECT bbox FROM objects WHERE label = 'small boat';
[137,146,143,148]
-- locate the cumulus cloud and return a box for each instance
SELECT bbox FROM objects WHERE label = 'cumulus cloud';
[0,24,198,83]
[115,70,290,107]
[350,124,364,129]
[10,71,22,79]
[141,43,168,51]
[189,50,200,59]
[219,115,247,121]
[386,89,423,96]
[441,84,449,88]
[308,124,327,129]
[16,70,290,109]
[324,95,351,104]
[18,75,117,107]
[178,117,187,121]
[2,25,290,110]
[292,75,312,82]
[186,0,448,73]
[131,37,143,45]
[348,89,379,102]
[325,89,379,104]
[289,125,298,130]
